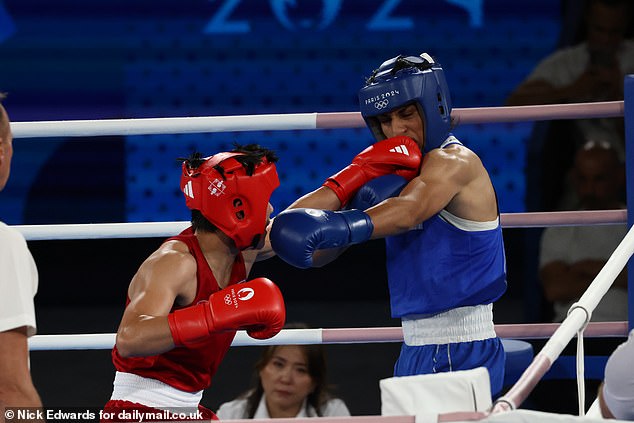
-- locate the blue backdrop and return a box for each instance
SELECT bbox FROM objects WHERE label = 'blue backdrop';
[0,0,560,225]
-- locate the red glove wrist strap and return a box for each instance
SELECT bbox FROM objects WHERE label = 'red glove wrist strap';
[323,165,369,206]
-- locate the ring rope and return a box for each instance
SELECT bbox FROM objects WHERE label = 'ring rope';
[10,101,624,139]
[15,221,192,241]
[28,321,628,351]
[13,210,627,241]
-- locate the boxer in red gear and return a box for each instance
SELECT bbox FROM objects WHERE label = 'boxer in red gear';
[102,144,285,422]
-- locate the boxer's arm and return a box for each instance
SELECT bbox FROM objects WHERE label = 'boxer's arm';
[256,225,341,267]
[271,208,373,269]
[364,150,467,238]
[288,185,343,211]
[254,187,343,266]
[268,144,420,266]
[168,278,286,345]
[277,197,349,268]
[305,175,410,267]
[284,137,421,211]
[347,174,408,211]
[116,242,195,357]
[271,176,409,268]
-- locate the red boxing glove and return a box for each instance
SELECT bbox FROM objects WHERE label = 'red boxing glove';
[323,136,422,206]
[168,277,286,346]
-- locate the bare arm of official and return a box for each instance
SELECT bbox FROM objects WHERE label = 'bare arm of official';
[116,241,197,357]
[0,327,42,407]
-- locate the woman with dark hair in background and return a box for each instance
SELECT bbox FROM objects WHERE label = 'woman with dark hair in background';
[216,324,350,419]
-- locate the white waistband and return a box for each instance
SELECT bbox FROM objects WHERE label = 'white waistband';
[401,304,496,345]
[110,371,203,409]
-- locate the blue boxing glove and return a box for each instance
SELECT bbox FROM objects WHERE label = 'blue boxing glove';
[270,208,374,269]
[347,174,409,211]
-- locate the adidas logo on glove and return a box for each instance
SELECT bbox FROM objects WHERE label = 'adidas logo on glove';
[389,145,411,156]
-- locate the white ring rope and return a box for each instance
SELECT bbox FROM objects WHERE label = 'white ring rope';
[13,210,627,241]
[28,322,628,351]
[10,101,624,138]
[16,221,192,241]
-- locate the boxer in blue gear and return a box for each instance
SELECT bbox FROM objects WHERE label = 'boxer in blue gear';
[271,53,507,395]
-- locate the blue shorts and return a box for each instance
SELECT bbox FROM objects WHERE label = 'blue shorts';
[394,337,505,396]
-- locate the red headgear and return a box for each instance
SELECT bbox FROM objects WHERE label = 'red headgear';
[181,152,280,250]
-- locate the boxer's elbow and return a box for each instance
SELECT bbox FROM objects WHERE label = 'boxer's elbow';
[115,325,144,357]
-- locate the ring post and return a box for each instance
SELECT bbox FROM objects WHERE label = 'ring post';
[625,75,634,331]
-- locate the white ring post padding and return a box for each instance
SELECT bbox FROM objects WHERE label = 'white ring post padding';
[13,210,627,241]
[27,322,629,351]
[493,224,634,413]
[10,101,624,138]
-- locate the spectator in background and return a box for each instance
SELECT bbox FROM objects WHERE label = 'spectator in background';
[539,141,627,323]
[506,0,632,152]
[216,323,350,419]
[507,0,633,211]
[0,94,43,409]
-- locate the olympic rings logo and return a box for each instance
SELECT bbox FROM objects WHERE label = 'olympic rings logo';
[374,99,389,110]
[224,294,232,305]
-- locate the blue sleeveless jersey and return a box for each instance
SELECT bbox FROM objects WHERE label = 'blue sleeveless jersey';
[385,213,507,317]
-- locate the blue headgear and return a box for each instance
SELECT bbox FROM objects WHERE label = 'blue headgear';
[358,53,452,153]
